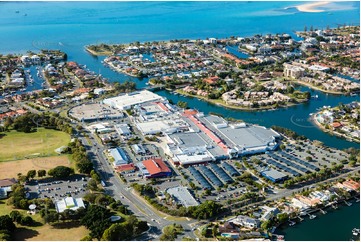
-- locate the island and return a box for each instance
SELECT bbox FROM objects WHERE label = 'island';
[313,102,360,143]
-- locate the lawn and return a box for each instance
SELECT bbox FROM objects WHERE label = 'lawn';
[0,156,70,179]
[14,223,89,241]
[0,200,89,241]
[0,128,71,161]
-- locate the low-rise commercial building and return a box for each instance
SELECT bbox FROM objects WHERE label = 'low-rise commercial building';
[261,169,288,183]
[199,114,280,157]
[110,147,129,166]
[138,157,171,178]
[55,197,85,213]
[166,186,199,208]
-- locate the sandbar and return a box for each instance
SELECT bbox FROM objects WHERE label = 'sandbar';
[296,1,330,13]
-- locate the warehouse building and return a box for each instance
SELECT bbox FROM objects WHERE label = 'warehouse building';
[261,169,288,183]
[114,123,132,136]
[138,158,171,178]
[110,147,129,167]
[103,90,164,110]
[165,131,226,166]
[198,114,280,157]
[166,186,199,208]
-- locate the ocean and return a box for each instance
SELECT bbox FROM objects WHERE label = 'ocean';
[0,2,360,240]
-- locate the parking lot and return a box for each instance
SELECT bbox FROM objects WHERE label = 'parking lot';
[25,174,88,201]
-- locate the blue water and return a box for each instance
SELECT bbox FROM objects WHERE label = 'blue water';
[226,45,250,59]
[0,1,359,150]
[0,2,359,240]
[278,201,360,241]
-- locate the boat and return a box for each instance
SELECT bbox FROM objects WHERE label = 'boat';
[345,201,352,206]
[311,94,318,99]
[350,93,357,96]
[289,220,296,226]
[320,209,327,214]
[352,228,360,236]
[309,214,316,219]
[332,204,338,209]
[276,235,284,241]
[355,198,359,203]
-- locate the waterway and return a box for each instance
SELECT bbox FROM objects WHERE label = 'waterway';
[277,200,360,241]
[0,2,359,239]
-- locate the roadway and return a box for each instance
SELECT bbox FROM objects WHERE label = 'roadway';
[77,128,197,239]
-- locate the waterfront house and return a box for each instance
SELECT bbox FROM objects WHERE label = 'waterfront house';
[295,195,321,207]
[260,206,280,221]
[331,122,343,129]
[291,197,310,210]
[219,221,240,238]
[337,179,360,191]
[230,215,260,229]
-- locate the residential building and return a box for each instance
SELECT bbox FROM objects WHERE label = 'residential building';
[230,215,260,229]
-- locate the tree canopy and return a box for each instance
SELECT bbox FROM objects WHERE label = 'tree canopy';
[48,166,74,178]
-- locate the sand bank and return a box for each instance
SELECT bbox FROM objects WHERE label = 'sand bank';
[296,1,330,13]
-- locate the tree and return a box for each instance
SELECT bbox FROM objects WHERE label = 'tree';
[77,161,93,174]
[37,170,46,177]
[48,166,74,178]
[20,216,34,226]
[276,213,289,224]
[102,223,129,241]
[81,205,112,240]
[80,235,93,241]
[212,225,218,238]
[261,220,272,231]
[87,179,99,191]
[9,211,22,223]
[27,170,36,180]
[43,211,59,224]
[0,215,16,234]
[177,101,188,109]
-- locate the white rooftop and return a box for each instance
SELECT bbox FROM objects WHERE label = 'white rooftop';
[55,197,85,213]
[167,186,199,208]
[103,90,164,110]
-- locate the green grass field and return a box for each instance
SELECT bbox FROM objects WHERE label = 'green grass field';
[0,128,71,162]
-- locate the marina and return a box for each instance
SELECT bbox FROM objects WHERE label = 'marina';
[277,200,360,241]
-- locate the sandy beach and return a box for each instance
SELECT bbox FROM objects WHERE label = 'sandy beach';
[296,1,330,13]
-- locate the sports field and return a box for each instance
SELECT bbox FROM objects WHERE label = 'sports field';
[0,156,70,179]
[0,128,70,161]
